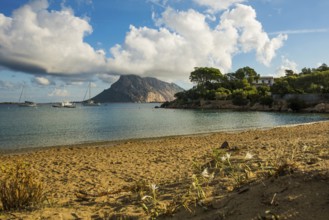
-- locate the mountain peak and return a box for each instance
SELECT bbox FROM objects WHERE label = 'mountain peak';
[93,75,184,103]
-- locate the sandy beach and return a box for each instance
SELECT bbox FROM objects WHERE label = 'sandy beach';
[0,121,329,219]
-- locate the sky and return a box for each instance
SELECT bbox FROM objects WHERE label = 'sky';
[0,0,328,103]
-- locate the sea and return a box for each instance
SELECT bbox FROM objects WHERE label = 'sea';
[0,103,328,150]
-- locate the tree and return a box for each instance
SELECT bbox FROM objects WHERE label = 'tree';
[316,63,329,72]
[235,66,260,84]
[189,67,223,87]
[215,88,231,100]
[301,67,312,75]
[285,69,295,76]
[257,85,270,97]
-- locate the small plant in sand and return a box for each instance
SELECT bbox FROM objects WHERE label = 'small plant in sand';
[209,148,262,189]
[140,183,180,218]
[0,162,47,211]
[141,183,159,217]
[191,174,206,200]
[210,148,226,168]
[181,168,215,213]
[130,179,149,200]
[221,153,232,167]
[263,144,300,178]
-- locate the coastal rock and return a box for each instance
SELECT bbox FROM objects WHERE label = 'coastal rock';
[220,141,229,149]
[313,103,329,113]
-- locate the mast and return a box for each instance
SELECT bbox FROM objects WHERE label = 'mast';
[19,85,24,103]
[89,82,91,100]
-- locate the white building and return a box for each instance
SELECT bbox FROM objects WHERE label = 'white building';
[253,76,275,86]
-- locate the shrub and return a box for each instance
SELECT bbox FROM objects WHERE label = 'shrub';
[0,162,46,211]
[232,90,249,106]
[260,96,274,107]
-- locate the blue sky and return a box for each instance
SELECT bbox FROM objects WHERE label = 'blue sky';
[0,0,328,102]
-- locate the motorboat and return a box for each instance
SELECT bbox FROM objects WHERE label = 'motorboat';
[52,101,76,108]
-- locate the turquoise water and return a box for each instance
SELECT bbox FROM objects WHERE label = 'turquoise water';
[0,103,328,150]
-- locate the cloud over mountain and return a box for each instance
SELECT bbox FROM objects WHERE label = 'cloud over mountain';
[0,0,287,82]
[110,4,287,79]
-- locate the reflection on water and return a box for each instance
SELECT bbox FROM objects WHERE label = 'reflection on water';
[0,103,328,149]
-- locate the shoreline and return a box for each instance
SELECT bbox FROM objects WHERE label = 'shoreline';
[2,120,329,154]
[1,121,329,219]
[1,120,328,156]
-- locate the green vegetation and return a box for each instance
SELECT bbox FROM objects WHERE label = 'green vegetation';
[164,64,329,108]
[271,63,329,95]
[168,66,269,107]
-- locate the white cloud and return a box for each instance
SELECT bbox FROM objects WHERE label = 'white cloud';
[0,0,286,83]
[48,88,69,97]
[32,76,50,86]
[108,24,190,78]
[219,4,287,66]
[270,28,329,35]
[275,56,298,77]
[194,0,246,13]
[108,4,286,79]
[0,0,108,75]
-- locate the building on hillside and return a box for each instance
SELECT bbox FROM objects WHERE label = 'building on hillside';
[253,76,275,86]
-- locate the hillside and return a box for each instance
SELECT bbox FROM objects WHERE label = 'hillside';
[92,75,184,103]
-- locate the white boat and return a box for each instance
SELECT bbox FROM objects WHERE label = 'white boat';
[82,82,100,106]
[18,86,37,107]
[52,101,76,108]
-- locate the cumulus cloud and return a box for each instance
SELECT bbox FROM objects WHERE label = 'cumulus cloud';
[108,4,286,79]
[0,0,287,83]
[275,57,298,77]
[194,0,246,13]
[108,25,190,78]
[219,4,287,66]
[0,0,108,76]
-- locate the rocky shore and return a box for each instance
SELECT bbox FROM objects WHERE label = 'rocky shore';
[162,99,329,113]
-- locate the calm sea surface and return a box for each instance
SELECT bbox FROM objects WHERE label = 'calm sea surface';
[0,103,328,150]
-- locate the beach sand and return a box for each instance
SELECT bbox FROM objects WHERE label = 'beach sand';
[0,121,329,219]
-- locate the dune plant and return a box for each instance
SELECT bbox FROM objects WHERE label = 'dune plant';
[0,162,46,211]
[140,183,171,219]
[210,148,225,168]
[179,173,208,214]
[191,174,206,200]
[141,183,159,217]
[130,179,149,200]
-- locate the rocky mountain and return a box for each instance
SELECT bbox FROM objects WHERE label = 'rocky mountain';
[92,75,184,103]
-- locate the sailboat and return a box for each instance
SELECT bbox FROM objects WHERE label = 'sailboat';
[18,85,37,107]
[82,82,101,106]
